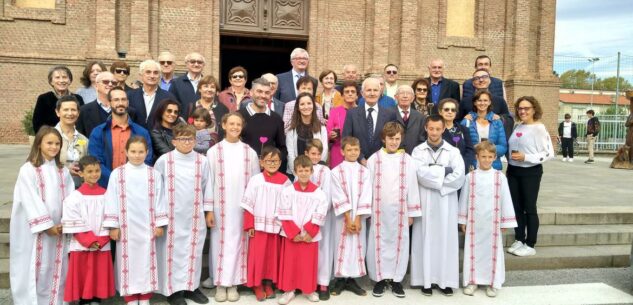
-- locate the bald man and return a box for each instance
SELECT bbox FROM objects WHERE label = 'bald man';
[169,52,205,111]
[426,59,460,105]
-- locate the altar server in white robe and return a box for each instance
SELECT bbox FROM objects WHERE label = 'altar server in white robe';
[366,122,421,298]
[459,141,517,298]
[154,123,210,305]
[10,127,74,305]
[204,112,260,302]
[329,136,372,297]
[410,115,465,296]
[103,136,168,305]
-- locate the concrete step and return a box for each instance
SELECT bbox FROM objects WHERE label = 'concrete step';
[0,203,10,233]
[539,206,633,225]
[502,244,632,271]
[0,233,7,259]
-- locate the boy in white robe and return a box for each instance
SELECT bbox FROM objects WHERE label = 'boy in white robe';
[154,124,210,305]
[410,115,465,296]
[459,141,517,297]
[366,122,421,298]
[330,136,372,296]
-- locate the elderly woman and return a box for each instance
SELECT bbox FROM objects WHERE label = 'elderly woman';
[110,60,134,91]
[53,95,88,187]
[151,99,185,163]
[460,89,507,170]
[438,98,475,172]
[327,80,358,168]
[76,61,107,103]
[506,96,554,257]
[315,69,344,120]
[218,66,250,112]
[33,65,85,133]
[186,75,230,139]
[411,78,433,115]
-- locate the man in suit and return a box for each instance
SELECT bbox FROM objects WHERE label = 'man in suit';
[427,58,460,106]
[76,71,117,137]
[274,47,317,103]
[343,77,397,165]
[169,52,204,112]
[128,59,177,130]
[394,85,426,155]
[462,55,506,101]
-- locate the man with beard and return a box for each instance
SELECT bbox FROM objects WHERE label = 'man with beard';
[88,87,153,187]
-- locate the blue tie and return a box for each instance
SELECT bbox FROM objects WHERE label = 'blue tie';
[367,107,375,143]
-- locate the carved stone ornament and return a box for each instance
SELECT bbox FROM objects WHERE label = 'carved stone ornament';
[272,0,302,29]
[227,0,257,26]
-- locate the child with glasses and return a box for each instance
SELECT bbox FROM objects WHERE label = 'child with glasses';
[240,146,291,301]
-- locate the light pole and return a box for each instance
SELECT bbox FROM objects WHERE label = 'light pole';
[588,57,600,108]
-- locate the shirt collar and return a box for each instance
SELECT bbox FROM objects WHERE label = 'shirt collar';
[247,102,271,116]
[54,123,79,140]
[97,99,111,112]
[364,102,377,113]
[292,69,305,79]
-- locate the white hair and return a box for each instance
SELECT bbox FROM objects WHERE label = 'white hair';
[290,48,309,60]
[184,52,205,63]
[343,64,358,71]
[361,77,380,92]
[139,59,160,73]
[395,85,414,95]
[157,51,175,60]
[95,71,114,83]
[261,73,278,82]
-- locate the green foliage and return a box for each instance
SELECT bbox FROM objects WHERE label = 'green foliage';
[595,76,632,91]
[603,105,630,115]
[559,69,632,91]
[22,108,35,136]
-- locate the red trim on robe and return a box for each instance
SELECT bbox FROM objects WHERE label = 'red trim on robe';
[281,220,301,239]
[263,171,289,184]
[293,181,318,192]
[77,183,106,196]
[74,231,99,248]
[303,222,320,238]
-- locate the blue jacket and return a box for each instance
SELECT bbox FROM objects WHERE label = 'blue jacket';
[88,117,153,187]
[460,111,508,170]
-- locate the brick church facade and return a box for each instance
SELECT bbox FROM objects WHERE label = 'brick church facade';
[0,0,559,143]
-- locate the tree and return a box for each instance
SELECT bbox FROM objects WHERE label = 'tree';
[595,76,632,91]
[559,69,594,89]
[603,105,630,115]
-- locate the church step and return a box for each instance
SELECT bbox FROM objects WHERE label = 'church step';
[539,206,633,225]
[502,244,631,271]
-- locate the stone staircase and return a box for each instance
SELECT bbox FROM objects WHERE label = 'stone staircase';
[0,204,631,289]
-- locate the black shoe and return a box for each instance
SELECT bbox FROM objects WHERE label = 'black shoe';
[168,291,188,305]
[318,287,330,301]
[331,279,346,296]
[391,282,405,298]
[585,159,594,164]
[345,278,367,296]
[439,287,453,296]
[372,280,387,297]
[421,287,433,296]
[183,288,209,304]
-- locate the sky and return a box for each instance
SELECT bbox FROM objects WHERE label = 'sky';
[554,0,633,80]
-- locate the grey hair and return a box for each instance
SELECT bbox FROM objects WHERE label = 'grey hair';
[290,48,309,60]
[139,59,160,73]
[184,52,205,63]
[361,77,380,92]
[395,85,414,95]
[48,65,73,84]
[95,71,114,83]
[261,73,278,82]
[251,77,271,88]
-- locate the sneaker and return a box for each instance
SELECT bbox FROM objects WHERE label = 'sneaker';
[215,286,228,302]
[183,289,209,304]
[304,292,319,302]
[201,277,215,289]
[391,282,405,298]
[372,280,387,297]
[264,282,276,299]
[278,291,295,305]
[513,244,536,257]
[421,287,433,296]
[138,301,150,305]
[568,158,574,162]
[126,301,138,305]
[227,286,240,302]
[486,286,497,297]
[318,286,330,301]
[562,157,567,162]
[345,278,367,296]
[168,292,187,305]
[253,285,266,301]
[463,284,477,296]
[507,240,524,254]
[584,159,594,164]
[330,279,346,296]
[439,287,453,296]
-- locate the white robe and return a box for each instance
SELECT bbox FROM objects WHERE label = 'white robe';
[103,163,168,296]
[458,169,517,288]
[310,164,335,286]
[410,141,465,289]
[366,150,421,282]
[240,173,291,234]
[10,160,73,305]
[61,187,110,252]
[154,150,209,295]
[205,140,260,287]
[277,184,329,241]
[330,161,372,278]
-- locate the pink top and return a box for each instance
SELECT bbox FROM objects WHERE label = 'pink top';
[326,106,351,168]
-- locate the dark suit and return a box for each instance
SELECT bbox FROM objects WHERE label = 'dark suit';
[427,77,461,104]
[396,108,427,155]
[274,70,317,103]
[128,87,177,129]
[76,100,142,139]
[342,105,397,160]
[169,74,200,112]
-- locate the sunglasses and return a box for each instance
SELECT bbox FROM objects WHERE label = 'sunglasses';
[101,80,119,86]
[416,88,428,93]
[442,108,457,113]
[232,74,245,79]
[188,60,204,65]
[385,70,398,75]
[159,61,173,65]
[114,68,129,75]
[165,109,179,114]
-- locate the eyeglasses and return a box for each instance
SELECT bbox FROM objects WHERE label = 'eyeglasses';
[232,74,245,79]
[517,106,533,112]
[292,57,308,61]
[263,159,281,165]
[114,68,130,75]
[472,75,490,81]
[101,80,119,86]
[159,61,173,65]
[175,137,194,143]
[188,60,204,65]
[442,108,457,113]
[165,109,179,114]
[385,70,398,75]
[416,88,428,93]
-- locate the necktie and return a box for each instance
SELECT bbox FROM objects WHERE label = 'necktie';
[403,110,409,123]
[367,107,375,142]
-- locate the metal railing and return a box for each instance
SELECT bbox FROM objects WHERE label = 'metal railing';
[558,114,628,151]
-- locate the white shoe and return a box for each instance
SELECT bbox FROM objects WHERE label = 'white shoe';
[463,284,477,296]
[513,244,536,257]
[201,277,215,289]
[305,292,319,302]
[278,291,296,304]
[562,157,568,162]
[91,302,101,305]
[486,286,497,297]
[568,158,574,162]
[507,240,523,254]
[227,286,239,302]
[126,301,138,305]
[215,286,228,302]
[138,300,150,305]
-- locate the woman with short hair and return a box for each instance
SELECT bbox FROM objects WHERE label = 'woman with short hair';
[33,65,85,133]
[218,66,250,112]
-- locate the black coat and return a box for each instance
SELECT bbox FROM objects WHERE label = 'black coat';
[150,126,174,164]
[342,105,398,160]
[32,91,84,133]
[169,75,200,112]
[442,123,475,172]
[396,108,427,155]
[427,77,460,103]
[128,87,177,130]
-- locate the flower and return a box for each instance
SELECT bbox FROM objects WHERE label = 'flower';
[77,139,87,146]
